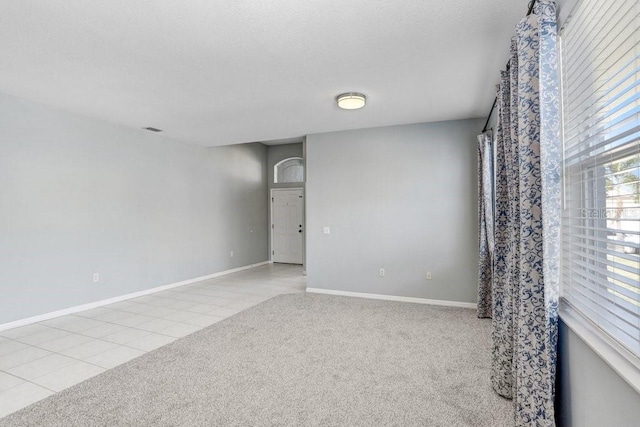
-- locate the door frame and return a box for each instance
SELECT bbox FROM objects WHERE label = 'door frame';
[270,187,304,265]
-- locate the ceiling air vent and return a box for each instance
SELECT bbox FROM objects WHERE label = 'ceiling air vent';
[143,127,162,132]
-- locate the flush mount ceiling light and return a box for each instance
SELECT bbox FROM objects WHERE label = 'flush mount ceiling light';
[336,92,366,110]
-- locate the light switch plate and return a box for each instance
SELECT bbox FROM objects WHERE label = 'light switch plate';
[323,226,330,234]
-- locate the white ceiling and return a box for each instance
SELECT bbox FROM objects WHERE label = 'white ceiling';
[0,0,529,147]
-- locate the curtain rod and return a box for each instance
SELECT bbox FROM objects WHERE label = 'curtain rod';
[481,0,538,133]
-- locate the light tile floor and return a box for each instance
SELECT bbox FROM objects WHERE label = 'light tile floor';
[0,263,305,418]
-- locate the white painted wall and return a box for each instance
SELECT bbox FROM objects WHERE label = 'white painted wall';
[305,119,482,303]
[0,92,268,324]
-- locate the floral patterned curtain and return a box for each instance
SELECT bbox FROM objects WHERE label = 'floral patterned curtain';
[491,0,561,425]
[477,131,494,318]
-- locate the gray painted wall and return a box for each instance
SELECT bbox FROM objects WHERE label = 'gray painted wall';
[556,320,640,427]
[0,92,268,324]
[306,119,482,303]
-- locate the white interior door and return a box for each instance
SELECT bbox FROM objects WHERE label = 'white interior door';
[272,188,303,264]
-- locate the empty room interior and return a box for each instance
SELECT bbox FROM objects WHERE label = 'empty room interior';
[0,0,638,426]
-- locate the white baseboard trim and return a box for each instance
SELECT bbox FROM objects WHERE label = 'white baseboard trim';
[305,288,477,310]
[0,261,270,332]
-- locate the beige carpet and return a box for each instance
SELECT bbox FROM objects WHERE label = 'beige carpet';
[0,293,513,426]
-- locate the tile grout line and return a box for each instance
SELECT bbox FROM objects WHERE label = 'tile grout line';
[0,289,281,354]
[0,370,58,394]
[0,265,305,419]
[1,290,278,371]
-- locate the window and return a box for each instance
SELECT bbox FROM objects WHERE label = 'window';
[274,157,304,183]
[561,0,639,358]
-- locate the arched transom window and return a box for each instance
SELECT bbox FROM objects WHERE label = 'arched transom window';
[274,157,304,183]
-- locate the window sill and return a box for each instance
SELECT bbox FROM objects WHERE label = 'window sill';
[559,299,640,394]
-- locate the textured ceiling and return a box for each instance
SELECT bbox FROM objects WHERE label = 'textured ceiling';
[0,0,529,147]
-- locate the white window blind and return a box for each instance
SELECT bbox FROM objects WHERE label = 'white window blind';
[561,0,639,357]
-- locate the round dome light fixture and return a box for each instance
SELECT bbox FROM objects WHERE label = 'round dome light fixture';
[336,92,366,110]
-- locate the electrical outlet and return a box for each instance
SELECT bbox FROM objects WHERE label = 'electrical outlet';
[379,268,385,277]
[230,250,234,258]
[93,273,100,283]
[426,271,432,280]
